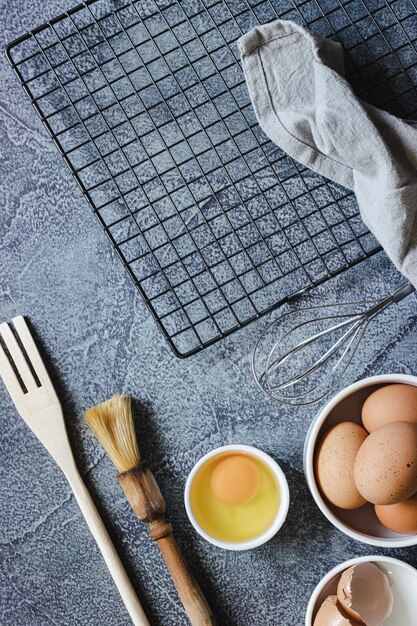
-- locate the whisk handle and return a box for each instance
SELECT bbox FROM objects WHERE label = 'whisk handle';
[391,281,415,303]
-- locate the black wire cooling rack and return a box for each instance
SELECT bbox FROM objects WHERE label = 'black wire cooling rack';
[7,0,417,356]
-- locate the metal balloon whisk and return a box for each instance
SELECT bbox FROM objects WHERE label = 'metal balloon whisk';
[252,281,415,406]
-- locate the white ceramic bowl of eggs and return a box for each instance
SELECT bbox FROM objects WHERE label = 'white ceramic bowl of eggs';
[304,373,417,547]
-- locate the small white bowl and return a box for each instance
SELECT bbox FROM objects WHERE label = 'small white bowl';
[305,556,417,626]
[304,373,417,548]
[184,444,290,550]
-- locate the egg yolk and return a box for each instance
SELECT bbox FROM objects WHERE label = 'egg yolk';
[210,455,260,505]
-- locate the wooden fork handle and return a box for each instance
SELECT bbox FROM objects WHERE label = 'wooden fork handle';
[153,530,216,626]
[65,467,150,626]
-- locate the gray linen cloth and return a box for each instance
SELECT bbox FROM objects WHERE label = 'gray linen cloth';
[238,20,417,288]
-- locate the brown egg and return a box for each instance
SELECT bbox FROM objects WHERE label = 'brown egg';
[362,384,417,432]
[315,422,368,509]
[313,596,362,626]
[375,494,417,534]
[354,421,417,504]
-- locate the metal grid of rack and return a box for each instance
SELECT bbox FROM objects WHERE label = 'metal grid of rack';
[7,0,417,356]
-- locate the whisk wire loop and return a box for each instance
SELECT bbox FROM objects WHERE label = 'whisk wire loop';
[253,280,414,406]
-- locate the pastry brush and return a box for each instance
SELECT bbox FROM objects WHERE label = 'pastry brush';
[85,395,216,626]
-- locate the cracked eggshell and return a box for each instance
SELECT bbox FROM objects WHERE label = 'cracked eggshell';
[315,422,368,509]
[337,563,393,626]
[354,421,417,505]
[313,596,362,626]
[337,568,365,625]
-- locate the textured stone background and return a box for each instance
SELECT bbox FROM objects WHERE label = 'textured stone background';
[1,1,417,625]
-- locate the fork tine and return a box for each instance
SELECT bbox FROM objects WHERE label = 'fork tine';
[11,316,52,389]
[0,322,39,392]
[0,342,26,410]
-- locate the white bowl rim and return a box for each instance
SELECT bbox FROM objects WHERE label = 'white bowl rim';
[184,444,290,550]
[305,555,417,626]
[304,373,417,548]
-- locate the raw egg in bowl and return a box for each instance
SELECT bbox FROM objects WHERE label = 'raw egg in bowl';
[184,445,289,550]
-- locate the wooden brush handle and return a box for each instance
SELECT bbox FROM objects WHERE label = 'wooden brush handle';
[118,466,216,626]
[155,530,216,626]
[65,464,150,626]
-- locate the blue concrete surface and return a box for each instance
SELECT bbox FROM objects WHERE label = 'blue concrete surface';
[1,1,417,625]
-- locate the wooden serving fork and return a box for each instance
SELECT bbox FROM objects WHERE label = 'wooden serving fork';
[0,316,149,626]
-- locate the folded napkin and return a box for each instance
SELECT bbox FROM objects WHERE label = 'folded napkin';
[238,20,417,288]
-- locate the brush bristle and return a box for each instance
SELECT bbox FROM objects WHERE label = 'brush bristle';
[84,395,141,473]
